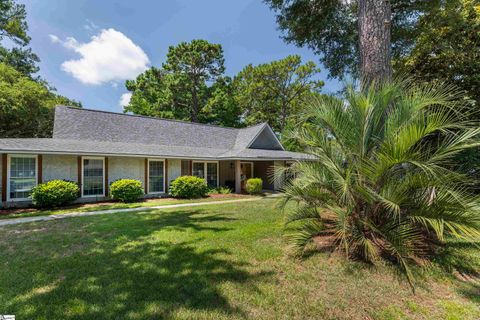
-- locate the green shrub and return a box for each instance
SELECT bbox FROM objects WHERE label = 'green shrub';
[208,186,233,195]
[31,180,79,208]
[169,176,209,198]
[245,178,263,194]
[110,179,144,203]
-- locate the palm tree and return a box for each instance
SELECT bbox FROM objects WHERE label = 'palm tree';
[277,80,480,287]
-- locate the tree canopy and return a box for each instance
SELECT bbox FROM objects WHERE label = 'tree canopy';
[394,0,480,106]
[0,0,81,138]
[0,63,81,137]
[264,0,438,79]
[0,0,29,45]
[233,55,323,132]
[0,0,39,77]
[124,39,240,126]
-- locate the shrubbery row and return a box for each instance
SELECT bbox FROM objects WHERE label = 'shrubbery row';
[29,175,264,208]
[31,178,145,208]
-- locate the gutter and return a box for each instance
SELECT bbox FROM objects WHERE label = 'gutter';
[0,149,310,161]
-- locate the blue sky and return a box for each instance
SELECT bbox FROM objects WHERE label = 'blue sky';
[22,0,341,113]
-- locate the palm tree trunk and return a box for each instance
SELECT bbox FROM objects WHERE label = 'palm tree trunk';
[358,0,392,87]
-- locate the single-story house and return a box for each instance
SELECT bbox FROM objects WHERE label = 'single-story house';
[0,106,311,207]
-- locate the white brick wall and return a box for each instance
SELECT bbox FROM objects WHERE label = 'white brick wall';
[108,157,145,185]
[43,155,78,183]
[168,159,181,185]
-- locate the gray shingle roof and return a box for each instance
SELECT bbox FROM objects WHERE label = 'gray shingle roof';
[0,138,229,159]
[0,106,313,160]
[0,138,313,160]
[53,106,266,149]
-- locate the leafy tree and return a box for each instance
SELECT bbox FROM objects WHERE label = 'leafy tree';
[124,67,175,118]
[124,40,239,125]
[0,0,29,45]
[0,0,39,77]
[264,0,439,82]
[163,39,225,122]
[0,63,81,137]
[203,76,242,127]
[0,2,80,137]
[395,0,480,106]
[0,46,39,76]
[277,79,480,288]
[233,55,323,132]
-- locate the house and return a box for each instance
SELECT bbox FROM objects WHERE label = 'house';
[0,106,311,207]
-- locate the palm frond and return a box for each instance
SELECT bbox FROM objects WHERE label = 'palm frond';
[280,78,480,289]
[285,220,324,255]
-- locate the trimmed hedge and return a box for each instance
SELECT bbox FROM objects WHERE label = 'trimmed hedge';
[169,176,209,198]
[110,179,144,203]
[245,178,263,194]
[31,180,79,208]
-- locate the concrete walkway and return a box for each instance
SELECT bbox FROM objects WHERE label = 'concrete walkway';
[0,197,268,227]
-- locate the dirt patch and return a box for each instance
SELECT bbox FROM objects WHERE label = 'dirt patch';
[0,207,38,216]
[313,234,337,252]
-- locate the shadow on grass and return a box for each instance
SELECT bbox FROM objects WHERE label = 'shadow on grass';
[457,283,480,304]
[431,240,480,276]
[1,208,270,319]
[429,240,480,303]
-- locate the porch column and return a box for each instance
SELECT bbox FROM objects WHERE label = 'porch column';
[37,154,43,184]
[235,160,241,194]
[77,156,82,197]
[104,157,109,196]
[1,154,7,203]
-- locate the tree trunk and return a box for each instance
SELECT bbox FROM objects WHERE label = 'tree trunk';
[280,100,287,132]
[358,0,392,87]
[191,86,199,122]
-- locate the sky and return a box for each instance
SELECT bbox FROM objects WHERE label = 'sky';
[22,0,341,113]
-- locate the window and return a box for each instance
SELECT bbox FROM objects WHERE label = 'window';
[8,155,37,200]
[192,162,205,178]
[192,161,218,187]
[206,162,218,187]
[82,157,104,197]
[148,159,164,193]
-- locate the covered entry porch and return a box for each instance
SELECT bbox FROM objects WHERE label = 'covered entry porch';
[176,159,288,194]
[218,160,285,193]
[179,159,283,193]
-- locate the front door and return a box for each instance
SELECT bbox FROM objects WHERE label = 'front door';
[240,162,253,191]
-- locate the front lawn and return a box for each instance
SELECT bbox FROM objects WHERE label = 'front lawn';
[0,198,478,319]
[0,194,254,220]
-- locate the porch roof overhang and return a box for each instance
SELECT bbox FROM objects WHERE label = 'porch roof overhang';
[0,138,314,161]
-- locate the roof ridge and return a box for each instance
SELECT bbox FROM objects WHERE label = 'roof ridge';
[57,105,248,130]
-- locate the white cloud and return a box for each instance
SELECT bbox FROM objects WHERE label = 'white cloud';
[119,92,132,107]
[57,28,149,85]
[49,34,60,43]
[63,36,79,49]
[84,20,99,32]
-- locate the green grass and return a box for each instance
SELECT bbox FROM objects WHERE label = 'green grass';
[0,194,254,220]
[0,198,478,319]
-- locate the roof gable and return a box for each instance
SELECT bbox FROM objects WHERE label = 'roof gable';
[232,123,266,150]
[248,124,284,150]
